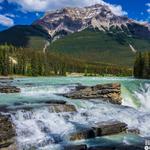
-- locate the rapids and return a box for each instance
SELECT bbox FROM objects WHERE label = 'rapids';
[0,77,149,150]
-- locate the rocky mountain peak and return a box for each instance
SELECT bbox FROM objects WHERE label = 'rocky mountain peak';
[33,4,150,39]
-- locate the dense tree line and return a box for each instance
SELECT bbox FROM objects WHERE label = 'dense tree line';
[134,52,150,79]
[0,44,132,76]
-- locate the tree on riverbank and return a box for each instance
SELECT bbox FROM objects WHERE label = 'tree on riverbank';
[134,52,150,79]
[0,44,132,76]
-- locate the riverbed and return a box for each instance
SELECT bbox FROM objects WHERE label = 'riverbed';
[0,77,150,150]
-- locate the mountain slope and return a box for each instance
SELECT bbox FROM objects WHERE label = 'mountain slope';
[48,28,150,67]
[0,4,150,67]
[0,25,50,50]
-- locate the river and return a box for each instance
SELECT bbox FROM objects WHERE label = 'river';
[0,77,150,150]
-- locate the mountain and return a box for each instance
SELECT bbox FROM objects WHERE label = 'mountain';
[34,4,150,40]
[0,4,150,66]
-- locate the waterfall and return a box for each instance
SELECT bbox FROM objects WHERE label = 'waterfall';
[122,82,150,111]
[11,107,76,150]
[134,83,150,111]
[1,77,149,150]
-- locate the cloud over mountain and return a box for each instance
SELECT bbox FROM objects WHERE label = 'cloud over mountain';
[0,14,14,26]
[7,0,127,16]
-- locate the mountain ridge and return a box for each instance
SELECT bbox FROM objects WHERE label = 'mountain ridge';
[0,4,150,67]
[33,4,150,40]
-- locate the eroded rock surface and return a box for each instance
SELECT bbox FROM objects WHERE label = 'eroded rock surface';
[67,121,128,141]
[63,83,122,104]
[92,121,127,136]
[0,114,15,149]
[0,86,20,93]
[48,104,77,113]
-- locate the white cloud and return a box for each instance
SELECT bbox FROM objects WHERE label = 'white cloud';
[4,13,16,18]
[146,3,150,7]
[146,3,150,14]
[0,14,14,26]
[106,4,127,16]
[7,0,127,16]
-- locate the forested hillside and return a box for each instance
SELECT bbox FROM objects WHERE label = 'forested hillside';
[134,52,150,79]
[0,45,132,76]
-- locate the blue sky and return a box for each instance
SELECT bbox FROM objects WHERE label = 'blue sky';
[0,0,150,31]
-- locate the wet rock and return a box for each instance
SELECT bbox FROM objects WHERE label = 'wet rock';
[0,77,13,80]
[44,100,66,105]
[68,128,95,141]
[88,145,144,150]
[0,86,20,93]
[0,114,15,149]
[63,144,87,150]
[0,105,9,112]
[63,83,122,105]
[127,128,140,134]
[0,143,17,150]
[92,121,127,136]
[49,104,77,113]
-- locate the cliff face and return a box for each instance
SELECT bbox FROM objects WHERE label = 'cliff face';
[34,4,150,40]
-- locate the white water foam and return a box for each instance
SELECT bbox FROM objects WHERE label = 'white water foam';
[20,85,76,97]
[134,83,150,111]
[7,79,150,149]
[122,82,150,112]
[10,100,150,149]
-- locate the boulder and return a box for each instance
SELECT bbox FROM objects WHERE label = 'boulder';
[88,145,144,150]
[44,100,66,105]
[8,104,77,113]
[0,114,16,149]
[66,121,127,141]
[49,104,77,113]
[63,83,122,105]
[92,121,127,136]
[63,144,87,150]
[0,86,20,93]
[127,128,140,135]
[0,77,13,80]
[69,128,95,141]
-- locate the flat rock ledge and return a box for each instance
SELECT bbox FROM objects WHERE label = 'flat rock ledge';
[0,86,20,93]
[0,114,16,149]
[48,104,77,113]
[4,103,77,113]
[63,83,122,105]
[68,121,127,141]
[63,144,144,150]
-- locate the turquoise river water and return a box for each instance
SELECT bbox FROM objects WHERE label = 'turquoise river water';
[0,77,150,150]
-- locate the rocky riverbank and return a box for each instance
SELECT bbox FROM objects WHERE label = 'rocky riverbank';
[63,83,122,104]
[0,86,20,93]
[0,77,20,93]
[0,80,145,150]
[0,109,141,150]
[0,114,16,150]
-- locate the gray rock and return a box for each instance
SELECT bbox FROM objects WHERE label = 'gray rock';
[127,128,140,135]
[88,145,144,150]
[63,144,87,150]
[48,104,77,113]
[68,128,95,141]
[92,121,127,136]
[63,83,122,105]
[0,77,13,80]
[0,114,16,149]
[0,86,20,93]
